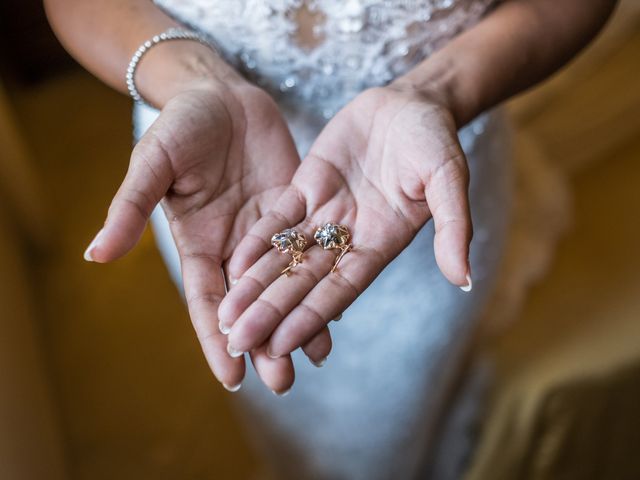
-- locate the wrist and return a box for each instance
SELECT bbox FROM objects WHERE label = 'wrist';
[391,55,478,128]
[134,39,246,108]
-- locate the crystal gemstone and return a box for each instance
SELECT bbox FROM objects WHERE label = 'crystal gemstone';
[271,228,307,253]
[314,223,351,250]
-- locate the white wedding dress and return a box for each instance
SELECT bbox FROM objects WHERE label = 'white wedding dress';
[132,1,556,479]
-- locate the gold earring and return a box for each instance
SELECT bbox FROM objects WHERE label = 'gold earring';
[314,222,352,272]
[271,228,307,276]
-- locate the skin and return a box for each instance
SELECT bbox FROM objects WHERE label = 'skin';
[44,0,328,394]
[219,87,471,358]
[219,0,619,370]
[45,0,617,392]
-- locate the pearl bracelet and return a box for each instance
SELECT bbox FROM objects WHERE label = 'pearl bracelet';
[126,27,215,105]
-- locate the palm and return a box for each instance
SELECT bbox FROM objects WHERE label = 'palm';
[157,85,299,279]
[88,83,303,391]
[293,87,469,265]
[220,87,472,362]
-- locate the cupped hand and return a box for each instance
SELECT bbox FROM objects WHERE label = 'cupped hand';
[219,85,473,364]
[83,81,331,393]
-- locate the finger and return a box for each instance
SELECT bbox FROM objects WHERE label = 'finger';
[218,248,291,333]
[249,346,295,396]
[218,212,315,332]
[301,326,332,367]
[425,152,473,290]
[227,244,335,355]
[268,245,382,357]
[84,128,173,263]
[226,186,307,281]
[181,252,246,390]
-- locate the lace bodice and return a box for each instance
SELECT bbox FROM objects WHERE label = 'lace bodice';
[155,0,496,118]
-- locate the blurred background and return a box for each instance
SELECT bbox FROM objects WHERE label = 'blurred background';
[1,1,639,479]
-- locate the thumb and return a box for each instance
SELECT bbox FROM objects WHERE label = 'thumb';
[426,152,473,291]
[84,132,173,263]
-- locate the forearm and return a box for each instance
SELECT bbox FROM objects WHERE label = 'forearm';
[395,0,617,126]
[44,0,241,107]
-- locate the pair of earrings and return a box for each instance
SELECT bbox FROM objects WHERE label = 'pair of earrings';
[271,222,352,276]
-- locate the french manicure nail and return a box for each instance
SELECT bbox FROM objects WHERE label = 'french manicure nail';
[83,228,104,262]
[223,382,242,392]
[460,273,473,292]
[311,357,327,368]
[219,320,231,335]
[272,388,291,397]
[226,343,244,358]
[222,382,242,393]
[266,348,281,359]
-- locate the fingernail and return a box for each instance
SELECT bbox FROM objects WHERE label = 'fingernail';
[272,388,291,397]
[311,357,327,368]
[333,313,342,322]
[83,228,104,262]
[266,348,281,359]
[219,320,231,335]
[226,343,244,358]
[223,382,242,392]
[230,278,238,285]
[460,273,473,292]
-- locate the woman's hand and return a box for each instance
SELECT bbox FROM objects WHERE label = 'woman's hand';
[83,80,329,393]
[219,85,473,361]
